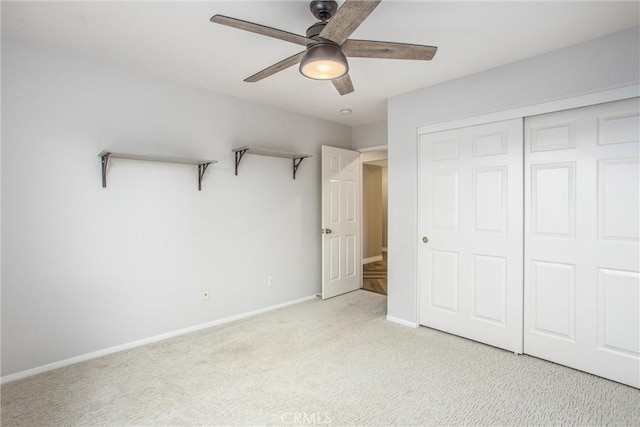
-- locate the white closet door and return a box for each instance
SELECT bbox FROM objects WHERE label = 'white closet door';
[419,119,524,353]
[524,98,640,388]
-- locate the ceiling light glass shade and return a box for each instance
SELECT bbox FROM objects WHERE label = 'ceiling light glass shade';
[299,43,348,80]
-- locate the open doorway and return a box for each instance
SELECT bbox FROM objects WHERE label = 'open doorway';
[361,149,388,295]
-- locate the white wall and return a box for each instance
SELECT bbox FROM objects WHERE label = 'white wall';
[1,40,351,376]
[352,120,387,150]
[387,26,640,324]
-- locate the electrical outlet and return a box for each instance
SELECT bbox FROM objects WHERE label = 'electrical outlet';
[268,276,274,287]
[202,288,209,301]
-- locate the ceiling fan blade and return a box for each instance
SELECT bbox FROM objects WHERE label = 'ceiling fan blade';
[244,51,306,83]
[332,74,354,95]
[210,15,313,47]
[320,0,382,46]
[342,39,437,60]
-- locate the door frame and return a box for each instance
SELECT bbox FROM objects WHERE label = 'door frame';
[358,144,388,290]
[415,84,639,326]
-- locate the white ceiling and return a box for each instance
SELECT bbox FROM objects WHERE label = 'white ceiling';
[2,1,638,127]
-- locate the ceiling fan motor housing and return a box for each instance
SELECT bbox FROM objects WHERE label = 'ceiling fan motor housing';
[306,21,327,41]
[309,0,338,21]
[302,4,348,81]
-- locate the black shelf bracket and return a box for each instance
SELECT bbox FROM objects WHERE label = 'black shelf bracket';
[101,152,111,188]
[234,149,248,176]
[198,163,211,191]
[293,157,305,180]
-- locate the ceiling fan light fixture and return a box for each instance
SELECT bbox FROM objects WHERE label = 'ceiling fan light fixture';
[299,43,348,80]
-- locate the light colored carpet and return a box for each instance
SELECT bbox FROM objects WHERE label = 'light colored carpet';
[2,290,639,426]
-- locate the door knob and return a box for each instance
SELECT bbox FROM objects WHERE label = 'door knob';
[422,236,429,243]
[325,229,332,234]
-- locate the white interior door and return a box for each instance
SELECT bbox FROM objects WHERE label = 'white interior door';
[418,119,524,353]
[524,98,640,388]
[321,145,361,299]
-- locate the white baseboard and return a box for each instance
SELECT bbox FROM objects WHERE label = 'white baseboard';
[1,294,318,385]
[386,315,419,328]
[363,255,383,264]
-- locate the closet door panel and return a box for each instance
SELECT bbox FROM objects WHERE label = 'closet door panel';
[524,97,640,388]
[419,118,523,353]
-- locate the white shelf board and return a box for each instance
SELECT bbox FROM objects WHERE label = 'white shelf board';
[232,146,312,159]
[98,150,217,166]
